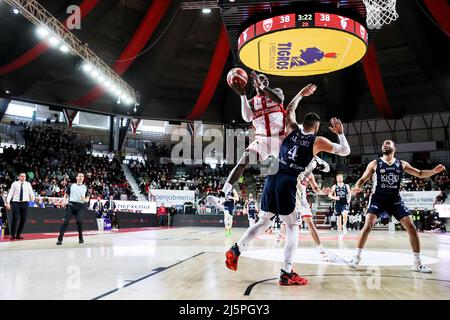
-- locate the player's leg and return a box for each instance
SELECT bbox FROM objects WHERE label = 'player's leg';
[74,205,84,244]
[348,213,378,268]
[398,211,432,273]
[225,210,275,271]
[224,210,231,233]
[248,214,255,227]
[278,213,308,286]
[57,205,74,245]
[336,211,343,240]
[303,217,324,251]
[342,209,349,234]
[207,151,253,209]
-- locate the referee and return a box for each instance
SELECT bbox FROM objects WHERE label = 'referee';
[6,173,35,240]
[57,173,90,245]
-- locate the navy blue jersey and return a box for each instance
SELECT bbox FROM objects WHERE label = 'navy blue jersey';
[278,129,316,176]
[223,190,235,210]
[248,200,257,213]
[372,158,403,198]
[335,184,349,204]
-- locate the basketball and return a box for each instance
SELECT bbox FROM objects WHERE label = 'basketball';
[227,68,248,90]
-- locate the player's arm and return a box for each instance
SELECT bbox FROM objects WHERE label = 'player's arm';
[62,193,68,207]
[232,189,239,201]
[250,71,284,104]
[229,76,254,122]
[313,118,350,156]
[28,183,35,202]
[346,184,352,203]
[6,183,14,209]
[262,87,284,104]
[328,185,339,201]
[353,160,377,193]
[402,161,446,179]
[240,95,254,122]
[285,84,317,131]
[308,175,330,195]
[82,189,90,203]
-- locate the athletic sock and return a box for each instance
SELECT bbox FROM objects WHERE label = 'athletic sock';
[282,263,293,273]
[356,248,363,258]
[316,245,325,254]
[222,182,232,195]
[413,252,421,265]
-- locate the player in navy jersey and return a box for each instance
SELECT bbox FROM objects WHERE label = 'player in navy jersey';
[223,188,239,236]
[245,193,258,227]
[329,174,351,240]
[349,140,446,273]
[225,86,351,285]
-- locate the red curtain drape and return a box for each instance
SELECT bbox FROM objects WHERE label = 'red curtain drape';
[71,0,172,106]
[362,43,394,119]
[423,0,450,38]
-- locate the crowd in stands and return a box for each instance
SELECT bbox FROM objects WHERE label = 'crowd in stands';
[0,123,136,204]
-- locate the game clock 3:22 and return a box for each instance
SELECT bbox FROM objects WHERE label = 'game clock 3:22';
[298,14,313,27]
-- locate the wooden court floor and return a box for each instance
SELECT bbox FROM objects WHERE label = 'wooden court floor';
[0,227,449,300]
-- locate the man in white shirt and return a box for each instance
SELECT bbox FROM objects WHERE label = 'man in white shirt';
[6,173,35,240]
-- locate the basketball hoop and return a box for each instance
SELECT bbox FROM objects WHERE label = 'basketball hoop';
[363,0,399,30]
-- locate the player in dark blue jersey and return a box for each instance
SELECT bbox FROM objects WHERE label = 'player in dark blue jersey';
[349,140,446,273]
[225,85,351,285]
[329,174,351,240]
[245,193,258,227]
[223,188,239,236]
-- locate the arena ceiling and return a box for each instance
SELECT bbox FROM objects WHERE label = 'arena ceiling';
[0,0,448,124]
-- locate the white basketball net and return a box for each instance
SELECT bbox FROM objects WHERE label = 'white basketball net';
[363,0,399,30]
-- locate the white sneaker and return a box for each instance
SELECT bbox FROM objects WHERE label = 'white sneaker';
[343,226,348,235]
[411,264,432,273]
[206,195,224,211]
[338,233,344,241]
[348,256,361,269]
[319,251,331,262]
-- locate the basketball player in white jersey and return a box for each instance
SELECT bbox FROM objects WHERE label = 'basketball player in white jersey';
[207,72,317,210]
[295,167,333,261]
[329,174,351,240]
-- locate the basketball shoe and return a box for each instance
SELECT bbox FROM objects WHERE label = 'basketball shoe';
[225,243,241,271]
[279,269,309,286]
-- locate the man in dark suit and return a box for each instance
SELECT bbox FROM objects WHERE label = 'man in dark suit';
[104,195,119,229]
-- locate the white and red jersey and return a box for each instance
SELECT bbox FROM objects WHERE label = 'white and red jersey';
[250,94,286,137]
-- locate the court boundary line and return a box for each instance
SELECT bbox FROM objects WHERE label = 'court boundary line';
[91,251,205,300]
[244,273,450,296]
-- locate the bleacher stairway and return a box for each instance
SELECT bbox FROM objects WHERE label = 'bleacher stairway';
[122,164,147,201]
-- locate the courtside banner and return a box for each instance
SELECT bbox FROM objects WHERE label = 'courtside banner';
[89,200,157,214]
[434,204,450,218]
[400,191,440,210]
[148,189,196,206]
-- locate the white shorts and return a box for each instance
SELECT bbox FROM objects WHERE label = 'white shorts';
[295,185,313,219]
[247,134,285,162]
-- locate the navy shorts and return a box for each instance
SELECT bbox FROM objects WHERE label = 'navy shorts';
[248,211,257,219]
[335,202,349,215]
[261,173,297,216]
[367,194,410,221]
[224,202,235,215]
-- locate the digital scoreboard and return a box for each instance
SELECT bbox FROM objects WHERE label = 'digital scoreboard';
[238,13,368,76]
